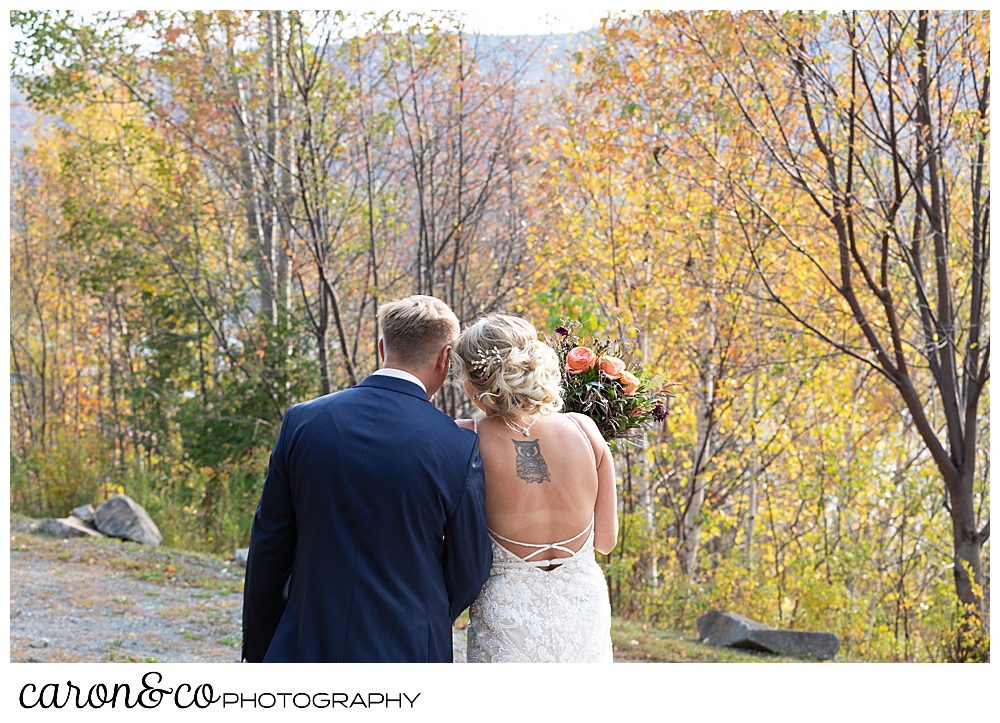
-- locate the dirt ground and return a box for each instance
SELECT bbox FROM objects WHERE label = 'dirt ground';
[11,516,247,663]
[10,515,473,663]
[15,514,813,664]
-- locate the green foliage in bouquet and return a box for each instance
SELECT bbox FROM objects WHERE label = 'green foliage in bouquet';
[546,320,669,447]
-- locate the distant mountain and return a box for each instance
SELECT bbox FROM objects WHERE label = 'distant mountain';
[8,29,603,150]
[474,30,599,86]
[11,80,40,150]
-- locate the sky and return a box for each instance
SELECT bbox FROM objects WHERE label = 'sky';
[8,3,624,40]
[361,3,624,35]
[7,3,626,75]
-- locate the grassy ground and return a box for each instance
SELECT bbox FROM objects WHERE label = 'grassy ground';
[456,602,815,662]
[11,512,244,593]
[13,513,825,663]
[611,617,813,662]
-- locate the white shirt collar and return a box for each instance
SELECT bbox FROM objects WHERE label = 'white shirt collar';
[371,367,427,394]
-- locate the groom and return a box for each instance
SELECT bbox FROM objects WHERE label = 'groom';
[242,295,491,662]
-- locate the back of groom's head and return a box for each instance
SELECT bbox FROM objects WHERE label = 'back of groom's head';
[378,295,460,370]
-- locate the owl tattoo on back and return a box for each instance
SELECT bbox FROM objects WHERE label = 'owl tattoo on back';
[512,439,551,484]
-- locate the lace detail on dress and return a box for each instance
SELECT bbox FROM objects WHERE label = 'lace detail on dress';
[467,525,613,663]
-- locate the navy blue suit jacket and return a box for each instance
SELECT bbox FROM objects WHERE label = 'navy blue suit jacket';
[241,374,491,662]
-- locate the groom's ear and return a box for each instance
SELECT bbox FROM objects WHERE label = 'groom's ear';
[438,344,453,372]
[378,337,385,363]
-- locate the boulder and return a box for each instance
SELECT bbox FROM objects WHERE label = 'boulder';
[697,610,840,661]
[38,517,106,539]
[93,494,163,545]
[742,629,841,661]
[71,504,95,523]
[697,610,770,647]
[233,548,249,566]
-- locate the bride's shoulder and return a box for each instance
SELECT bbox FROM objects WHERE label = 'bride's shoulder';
[562,412,606,448]
[454,418,476,431]
[563,411,597,431]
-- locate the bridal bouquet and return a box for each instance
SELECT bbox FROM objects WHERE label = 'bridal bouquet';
[547,320,669,446]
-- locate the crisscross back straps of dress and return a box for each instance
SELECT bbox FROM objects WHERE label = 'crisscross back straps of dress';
[487,515,595,566]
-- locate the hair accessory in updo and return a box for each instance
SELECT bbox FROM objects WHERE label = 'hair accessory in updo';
[452,314,563,418]
[469,346,507,371]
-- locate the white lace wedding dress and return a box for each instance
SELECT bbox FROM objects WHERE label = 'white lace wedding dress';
[466,418,614,663]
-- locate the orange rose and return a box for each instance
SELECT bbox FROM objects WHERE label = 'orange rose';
[620,370,640,395]
[566,346,597,374]
[599,355,626,379]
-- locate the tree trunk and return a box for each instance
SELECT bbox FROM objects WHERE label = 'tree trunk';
[637,319,658,588]
[274,11,293,329]
[678,188,719,576]
[678,386,711,575]
[949,472,985,612]
[316,277,331,396]
[259,10,280,326]
[229,43,270,324]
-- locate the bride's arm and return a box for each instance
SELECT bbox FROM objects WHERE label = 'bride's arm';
[571,413,618,554]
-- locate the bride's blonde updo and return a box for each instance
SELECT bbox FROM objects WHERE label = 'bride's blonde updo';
[452,314,563,418]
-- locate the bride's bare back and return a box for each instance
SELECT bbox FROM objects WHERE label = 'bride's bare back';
[451,312,616,662]
[457,411,617,562]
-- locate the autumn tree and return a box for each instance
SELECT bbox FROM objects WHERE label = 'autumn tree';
[524,30,786,601]
[10,9,543,546]
[665,11,990,631]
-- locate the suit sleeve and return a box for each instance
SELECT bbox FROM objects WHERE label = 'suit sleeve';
[442,440,492,621]
[242,408,297,662]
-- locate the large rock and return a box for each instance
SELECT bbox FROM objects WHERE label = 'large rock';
[93,494,163,545]
[743,629,841,661]
[697,610,840,661]
[71,504,95,523]
[38,517,106,539]
[696,610,771,647]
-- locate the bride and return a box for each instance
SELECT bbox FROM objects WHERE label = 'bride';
[452,313,617,663]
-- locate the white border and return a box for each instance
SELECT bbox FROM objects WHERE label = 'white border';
[5,3,995,721]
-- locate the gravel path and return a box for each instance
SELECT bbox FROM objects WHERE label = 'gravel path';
[10,517,469,663]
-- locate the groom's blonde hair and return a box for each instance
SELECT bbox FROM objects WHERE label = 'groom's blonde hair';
[378,295,460,368]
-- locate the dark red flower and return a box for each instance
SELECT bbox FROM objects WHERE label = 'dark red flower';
[555,326,569,336]
[652,403,667,421]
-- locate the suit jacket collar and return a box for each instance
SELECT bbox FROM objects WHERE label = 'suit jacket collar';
[356,373,431,402]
